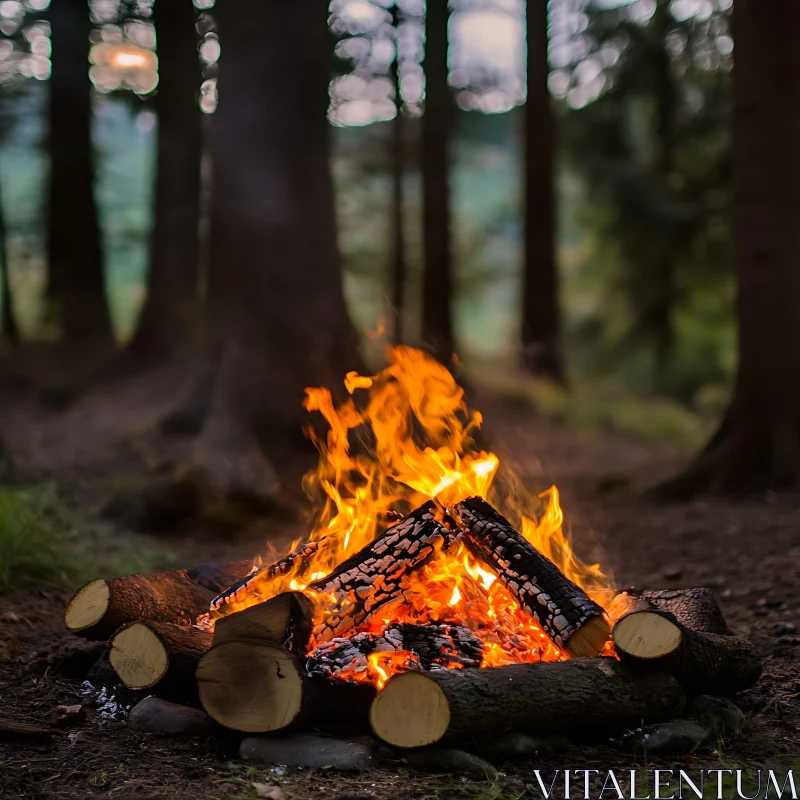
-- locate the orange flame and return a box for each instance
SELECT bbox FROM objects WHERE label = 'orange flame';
[214,346,612,683]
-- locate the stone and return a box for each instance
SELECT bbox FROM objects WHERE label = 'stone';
[772,622,797,637]
[638,720,710,755]
[402,748,498,779]
[686,695,744,736]
[480,732,571,761]
[240,734,377,771]
[128,697,215,736]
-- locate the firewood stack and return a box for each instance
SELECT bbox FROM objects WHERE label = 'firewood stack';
[63,497,763,748]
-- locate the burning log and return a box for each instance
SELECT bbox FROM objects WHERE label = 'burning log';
[369,657,685,748]
[307,502,451,641]
[196,641,376,733]
[109,621,211,699]
[608,592,761,696]
[212,591,315,653]
[64,560,255,641]
[455,497,610,658]
[207,541,324,617]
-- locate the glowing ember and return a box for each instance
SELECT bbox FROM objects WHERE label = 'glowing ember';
[212,346,612,684]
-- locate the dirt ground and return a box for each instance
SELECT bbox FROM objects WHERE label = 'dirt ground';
[0,375,798,799]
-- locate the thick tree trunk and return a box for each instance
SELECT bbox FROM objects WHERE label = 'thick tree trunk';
[421,0,454,364]
[184,0,362,495]
[369,657,685,748]
[64,559,254,640]
[657,0,800,496]
[47,0,113,350]
[0,174,18,344]
[128,0,202,362]
[521,0,563,382]
[390,15,407,345]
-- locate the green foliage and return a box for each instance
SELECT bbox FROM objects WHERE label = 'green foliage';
[0,484,178,593]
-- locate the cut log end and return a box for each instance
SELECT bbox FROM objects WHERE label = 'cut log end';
[564,615,612,659]
[196,641,303,733]
[612,611,683,660]
[109,622,168,689]
[369,671,450,749]
[64,579,110,633]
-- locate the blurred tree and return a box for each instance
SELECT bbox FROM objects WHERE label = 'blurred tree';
[389,2,407,345]
[0,175,17,344]
[659,0,800,495]
[47,0,114,351]
[180,0,363,499]
[564,0,732,398]
[421,0,454,364]
[521,0,563,382]
[127,0,202,363]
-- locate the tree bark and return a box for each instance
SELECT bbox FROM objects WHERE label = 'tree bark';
[128,0,202,362]
[47,0,114,350]
[183,0,362,493]
[369,657,685,748]
[0,173,18,344]
[64,559,255,640]
[421,0,454,364]
[521,0,563,382]
[390,9,407,345]
[656,0,800,496]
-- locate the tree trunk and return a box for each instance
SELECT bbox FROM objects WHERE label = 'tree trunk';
[0,174,18,344]
[127,0,202,362]
[186,0,362,495]
[521,0,563,382]
[47,0,113,351]
[421,0,454,364]
[656,0,800,496]
[390,9,407,345]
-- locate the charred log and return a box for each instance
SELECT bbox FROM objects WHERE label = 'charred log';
[109,621,211,701]
[369,657,685,748]
[208,541,324,617]
[64,560,255,640]
[308,502,451,641]
[609,593,761,696]
[212,591,315,654]
[455,497,610,657]
[196,640,375,733]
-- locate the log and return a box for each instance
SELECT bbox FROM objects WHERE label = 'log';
[630,588,729,634]
[208,541,324,617]
[609,594,761,696]
[307,501,451,641]
[196,640,376,733]
[212,591,315,654]
[369,657,685,748]
[64,559,255,641]
[109,621,212,699]
[455,496,610,657]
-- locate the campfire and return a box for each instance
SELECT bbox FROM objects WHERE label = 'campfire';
[63,348,762,751]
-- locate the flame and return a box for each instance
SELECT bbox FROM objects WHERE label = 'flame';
[214,346,612,684]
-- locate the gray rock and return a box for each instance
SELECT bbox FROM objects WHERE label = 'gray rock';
[128,697,216,736]
[639,720,710,755]
[240,734,377,771]
[402,748,498,779]
[480,732,571,761]
[772,622,797,637]
[686,695,744,736]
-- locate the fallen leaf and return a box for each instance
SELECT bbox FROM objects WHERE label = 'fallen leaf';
[252,784,284,799]
[1,639,25,660]
[52,704,86,727]
[0,611,22,623]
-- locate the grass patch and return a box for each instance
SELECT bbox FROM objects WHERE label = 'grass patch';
[0,485,179,593]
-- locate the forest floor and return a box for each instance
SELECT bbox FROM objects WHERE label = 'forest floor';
[0,367,798,799]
